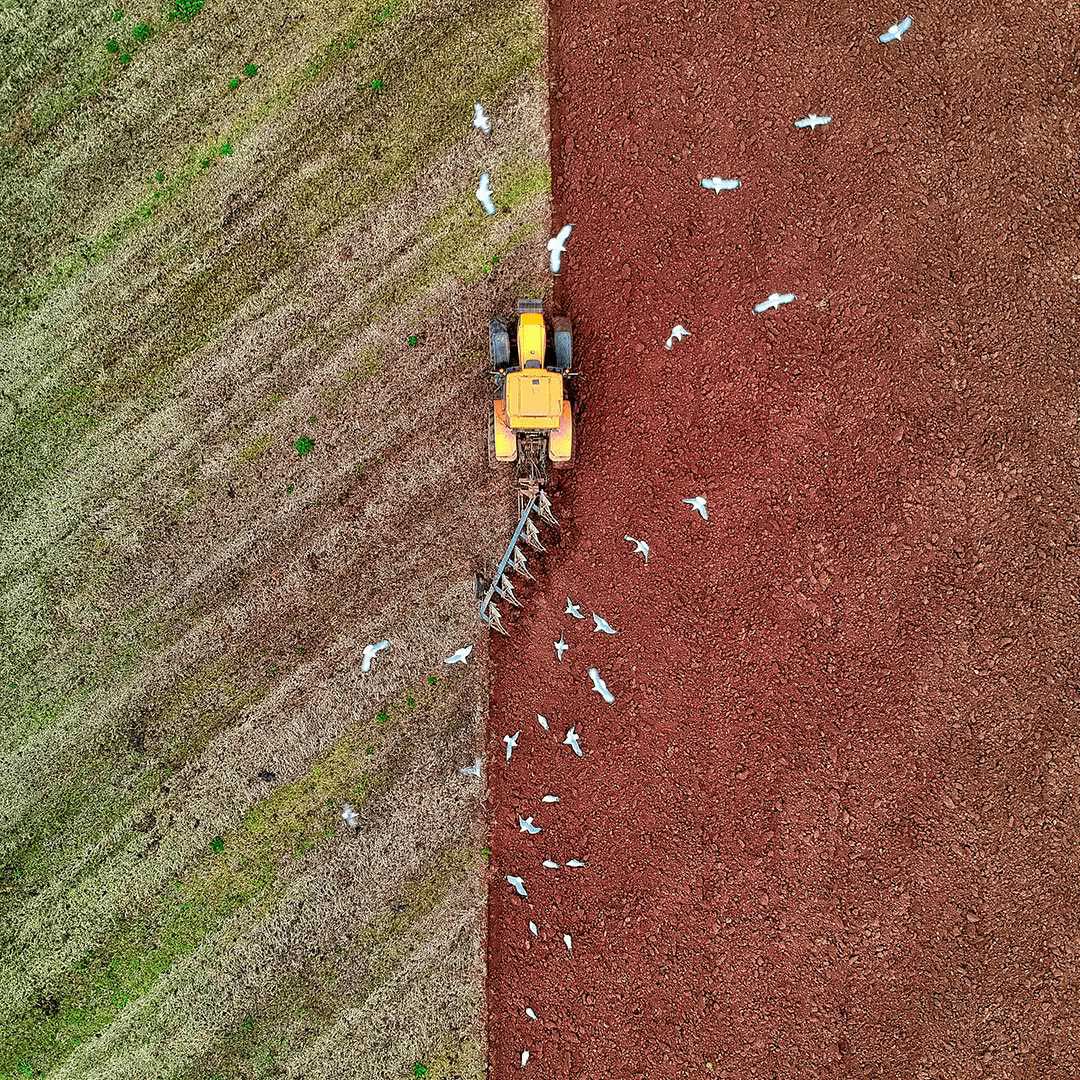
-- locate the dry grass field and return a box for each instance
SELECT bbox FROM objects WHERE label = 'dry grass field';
[0,0,550,1074]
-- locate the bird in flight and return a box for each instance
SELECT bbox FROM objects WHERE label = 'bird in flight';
[506,874,527,898]
[360,639,390,673]
[563,726,583,756]
[701,177,741,192]
[459,757,482,778]
[554,634,569,660]
[683,495,708,520]
[444,645,473,665]
[476,172,496,216]
[518,816,542,835]
[472,101,492,134]
[665,324,690,350]
[565,597,584,619]
[878,15,912,42]
[794,113,832,130]
[547,223,573,273]
[588,667,614,703]
[624,535,650,563]
[503,730,520,762]
[592,613,618,635]
[753,292,797,314]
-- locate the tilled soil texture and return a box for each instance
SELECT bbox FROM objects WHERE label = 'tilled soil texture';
[487,2,1079,1078]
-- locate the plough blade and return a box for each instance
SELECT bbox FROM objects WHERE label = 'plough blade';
[535,490,558,526]
[522,519,546,552]
[495,573,522,607]
[509,545,534,581]
[484,601,508,635]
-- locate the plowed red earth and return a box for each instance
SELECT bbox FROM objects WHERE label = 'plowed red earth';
[487,1,1080,1077]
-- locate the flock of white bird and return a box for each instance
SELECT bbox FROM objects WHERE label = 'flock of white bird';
[353,21,914,1054]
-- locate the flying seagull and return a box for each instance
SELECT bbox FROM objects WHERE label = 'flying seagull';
[444,645,473,665]
[554,635,569,660]
[665,324,690,350]
[360,639,390,673]
[563,726,583,756]
[565,597,584,619]
[701,177,741,192]
[547,223,573,273]
[503,730,520,762]
[592,613,617,635]
[341,804,360,831]
[565,858,587,868]
[518,816,542,835]
[588,667,615,704]
[878,15,912,43]
[543,859,560,869]
[536,713,549,731]
[459,757,482,778]
[753,292,797,314]
[682,496,708,520]
[541,794,559,803]
[624,535,650,563]
[528,920,538,937]
[794,113,832,130]
[562,933,573,954]
[472,101,492,134]
[476,172,497,216]
[506,874,527,898]
[525,1007,538,1021]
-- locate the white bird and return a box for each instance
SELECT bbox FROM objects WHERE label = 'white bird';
[878,15,912,43]
[520,1050,530,1068]
[701,177,741,192]
[541,794,559,803]
[565,858,587,868]
[592,613,618,635]
[543,859,560,869]
[506,874,527,898]
[341,803,360,831]
[476,172,497,216]
[565,597,584,619]
[588,667,614,703]
[794,113,832,130]
[562,933,573,954]
[547,223,573,273]
[682,495,708,520]
[664,324,690,350]
[525,1007,538,1021]
[554,635,569,661]
[753,292,797,314]
[536,713,549,731]
[563,726,583,756]
[360,639,390,673]
[459,757,482,778]
[444,645,473,665]
[624,535,650,563]
[472,101,492,134]
[528,920,538,937]
[503,730,520,762]
[518,816,542,835]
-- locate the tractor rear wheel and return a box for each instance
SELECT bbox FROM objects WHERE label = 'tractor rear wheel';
[552,315,572,373]
[490,317,512,370]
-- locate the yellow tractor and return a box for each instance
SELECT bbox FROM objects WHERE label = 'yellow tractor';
[488,299,574,485]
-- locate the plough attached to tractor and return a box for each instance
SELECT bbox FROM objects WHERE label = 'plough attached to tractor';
[477,298,575,634]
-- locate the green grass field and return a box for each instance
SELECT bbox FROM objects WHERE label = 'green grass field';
[0,0,550,1073]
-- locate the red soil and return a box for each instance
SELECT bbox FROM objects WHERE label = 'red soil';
[487,1,1080,1076]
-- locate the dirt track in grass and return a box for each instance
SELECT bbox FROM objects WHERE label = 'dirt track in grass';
[486,0,1080,1076]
